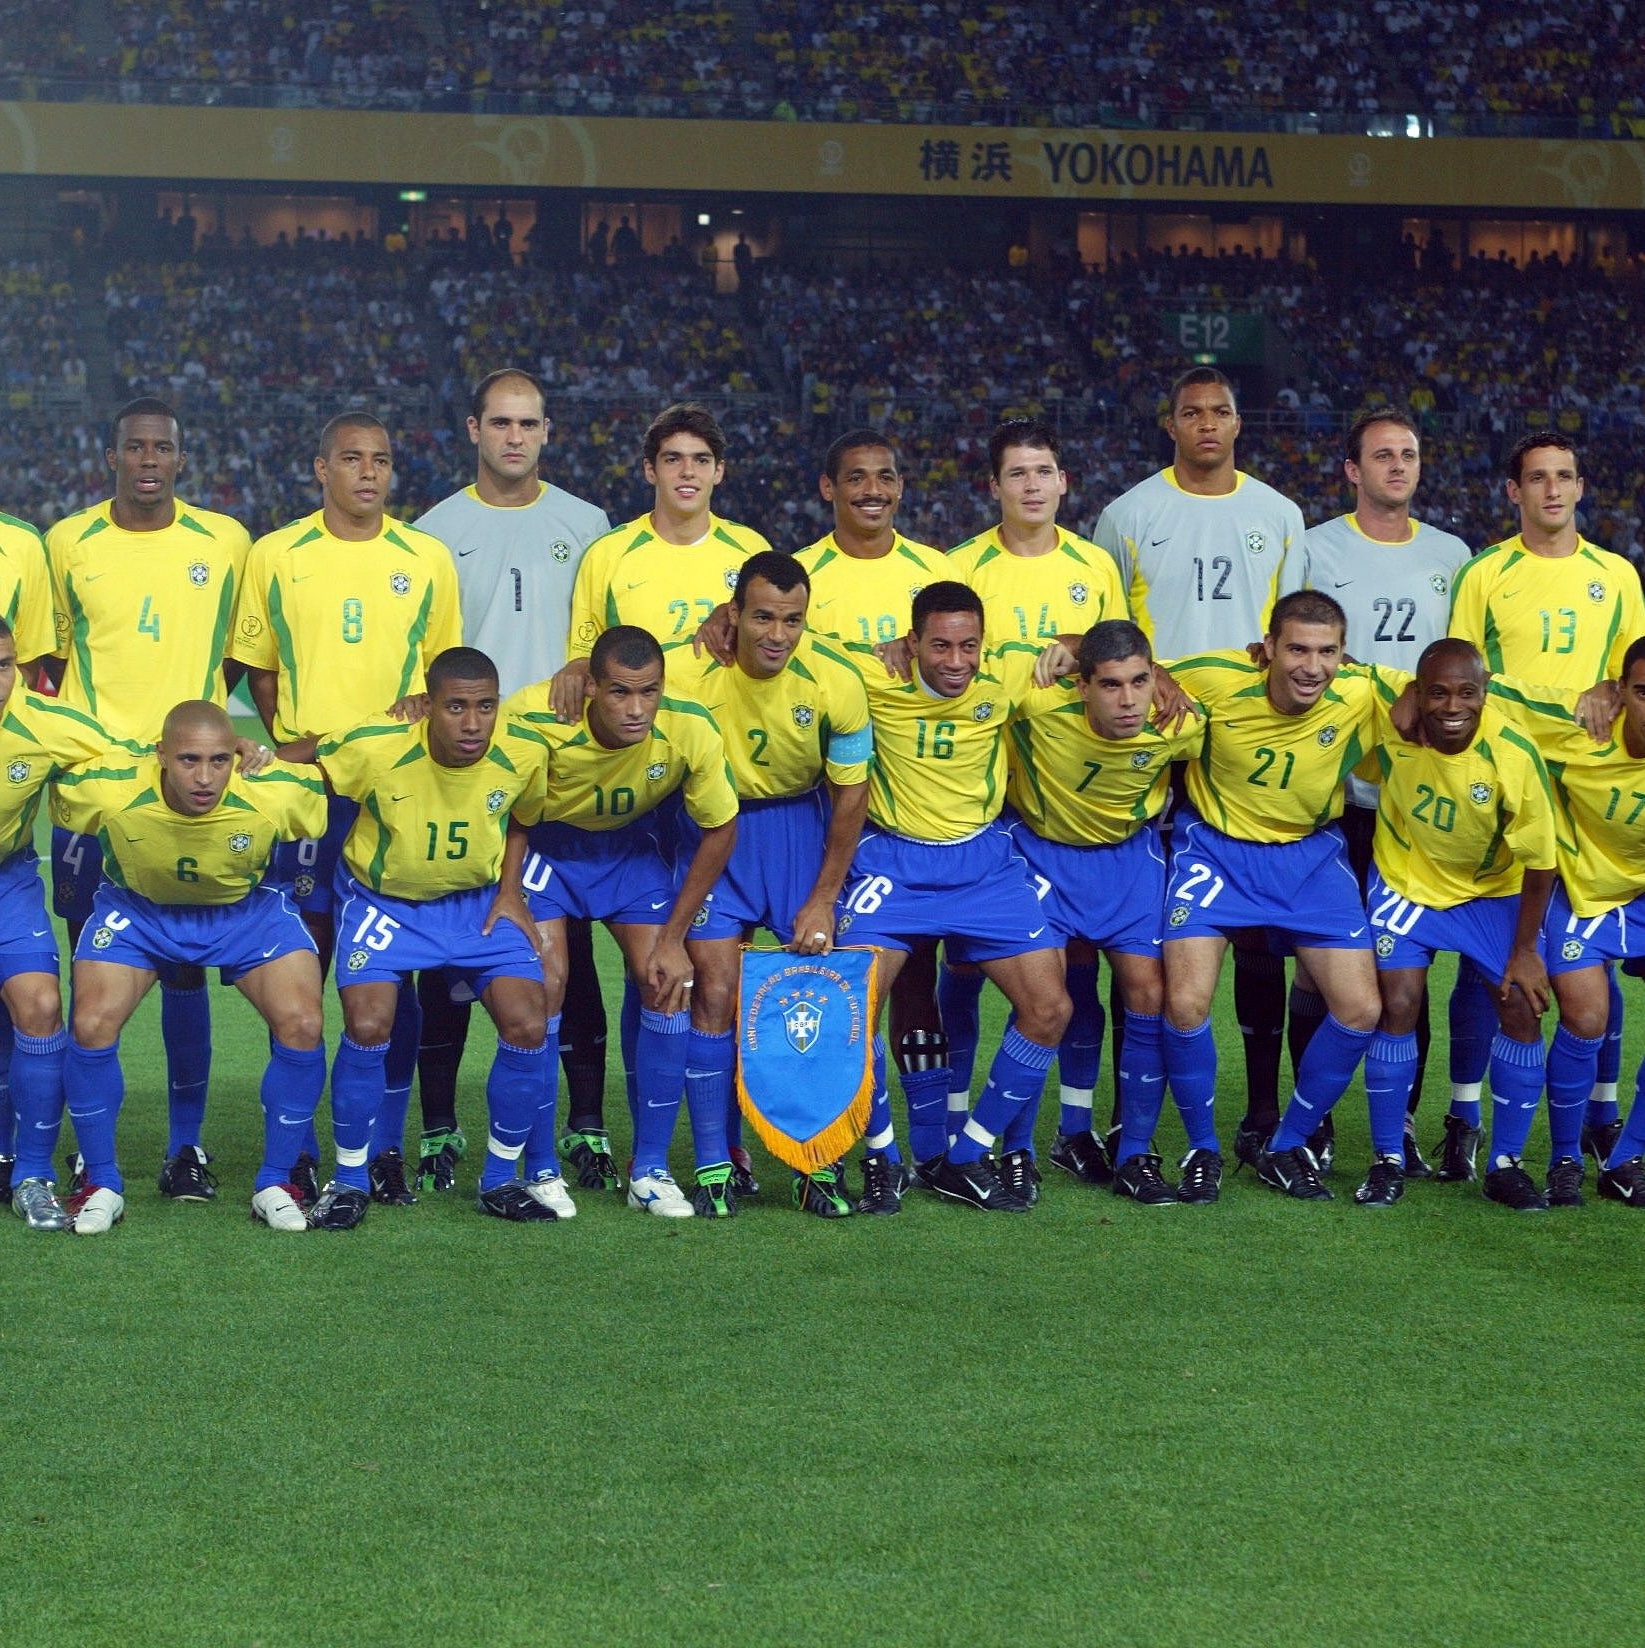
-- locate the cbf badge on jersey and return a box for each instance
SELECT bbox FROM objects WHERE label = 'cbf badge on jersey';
[736,945,879,1172]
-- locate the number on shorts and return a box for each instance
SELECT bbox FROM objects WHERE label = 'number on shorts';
[1369,884,1423,937]
[61,833,88,875]
[350,905,402,951]
[521,853,553,894]
[1030,873,1052,903]
[296,838,321,867]
[847,874,893,915]
[1174,861,1224,907]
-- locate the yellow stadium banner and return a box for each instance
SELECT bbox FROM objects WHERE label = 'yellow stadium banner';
[2,102,1643,208]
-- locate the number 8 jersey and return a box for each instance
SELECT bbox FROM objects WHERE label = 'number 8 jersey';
[231,510,462,742]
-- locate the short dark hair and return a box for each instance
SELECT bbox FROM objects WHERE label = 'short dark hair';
[1416,637,1484,681]
[988,418,1061,478]
[1506,430,1580,484]
[1077,619,1152,678]
[733,551,810,606]
[643,402,725,467]
[1345,410,1420,465]
[318,411,390,462]
[911,580,983,637]
[822,427,896,481]
[1168,366,1237,416]
[470,368,548,424]
[426,646,499,695]
[109,396,181,453]
[1620,636,1645,679]
[590,624,664,680]
[1268,589,1346,639]
[0,615,14,646]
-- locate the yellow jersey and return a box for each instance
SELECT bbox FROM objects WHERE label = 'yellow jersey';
[0,691,121,858]
[54,755,328,906]
[795,533,949,647]
[231,512,463,743]
[662,634,872,799]
[567,513,769,657]
[850,642,1038,842]
[316,718,549,900]
[1448,535,1645,690]
[947,526,1127,645]
[1487,678,1645,917]
[1367,696,1557,908]
[0,511,56,664]
[1007,680,1206,846]
[504,692,738,835]
[46,498,251,740]
[1169,652,1381,842]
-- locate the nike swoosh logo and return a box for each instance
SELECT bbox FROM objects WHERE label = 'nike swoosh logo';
[457,546,479,557]
[649,899,669,910]
[626,580,645,590]
[292,573,315,583]
[391,794,412,803]
[1349,926,1366,938]
[1615,1182,1636,1201]
[1028,926,1045,939]
[82,572,106,583]
[34,1119,56,1129]
[261,945,280,958]
[1334,580,1353,588]
[1149,537,1169,547]
[1002,1091,1034,1103]
[644,1099,676,1109]
[277,1115,306,1126]
[1138,1074,1164,1084]
[30,929,48,938]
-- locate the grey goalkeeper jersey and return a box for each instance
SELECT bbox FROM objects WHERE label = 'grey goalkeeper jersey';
[1299,511,1472,806]
[1093,467,1305,657]
[415,482,610,696]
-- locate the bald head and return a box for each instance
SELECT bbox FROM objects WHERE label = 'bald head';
[1416,638,1485,688]
[157,700,240,816]
[161,700,235,747]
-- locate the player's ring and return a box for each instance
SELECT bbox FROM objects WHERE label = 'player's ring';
[258,745,270,754]
[682,979,693,988]
[812,931,828,942]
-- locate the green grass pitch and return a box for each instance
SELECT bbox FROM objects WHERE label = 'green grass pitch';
[6,915,1643,1647]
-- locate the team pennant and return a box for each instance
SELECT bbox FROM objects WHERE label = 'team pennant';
[736,945,879,1172]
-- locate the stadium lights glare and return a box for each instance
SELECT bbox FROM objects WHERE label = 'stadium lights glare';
[697,212,711,226]
[398,189,428,201]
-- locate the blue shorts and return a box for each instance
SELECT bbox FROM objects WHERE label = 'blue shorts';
[1542,879,1643,975]
[51,825,103,929]
[835,822,1052,963]
[523,817,676,927]
[0,850,61,981]
[334,873,541,993]
[270,795,358,915]
[1165,812,1370,951]
[1006,818,1165,956]
[681,790,825,944]
[1366,864,1520,979]
[75,882,316,985]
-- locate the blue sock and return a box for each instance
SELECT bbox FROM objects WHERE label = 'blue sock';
[1606,1060,1645,1169]
[1162,1018,1219,1152]
[1001,1019,1044,1153]
[1448,960,1495,1108]
[901,1063,952,1163]
[936,965,985,1095]
[64,1037,125,1192]
[1546,1024,1601,1167]
[161,984,211,1154]
[864,1037,901,1161]
[0,997,15,1156]
[1270,1014,1376,1152]
[523,1013,563,1179]
[1589,968,1624,1126]
[9,1027,67,1183]
[1115,1011,1166,1165]
[685,1027,735,1171]
[329,1034,388,1191]
[257,1042,327,1192]
[1487,1033,1547,1166]
[948,1025,1056,1165]
[1058,961,1103,1134]
[632,1007,689,1178]
[1364,1031,1419,1157]
[621,977,642,1129]
[373,981,421,1158]
[479,1039,547,1190]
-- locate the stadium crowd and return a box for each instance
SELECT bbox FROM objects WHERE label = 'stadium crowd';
[2,0,1643,129]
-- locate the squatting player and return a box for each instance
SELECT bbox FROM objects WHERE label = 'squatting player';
[1094,367,1308,1173]
[837,581,1072,1215]
[550,402,765,1193]
[232,410,462,1207]
[295,647,554,1229]
[665,551,872,1218]
[412,367,611,1198]
[945,417,1128,1179]
[1158,591,1382,1205]
[45,396,252,1203]
[510,626,738,1219]
[52,701,329,1236]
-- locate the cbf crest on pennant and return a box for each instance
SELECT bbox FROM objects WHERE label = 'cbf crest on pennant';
[737,946,879,1172]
